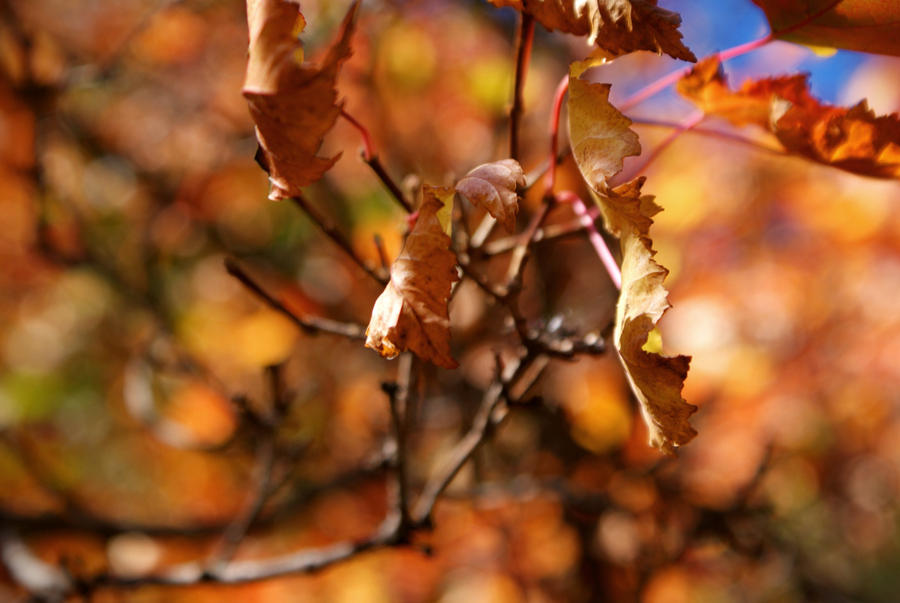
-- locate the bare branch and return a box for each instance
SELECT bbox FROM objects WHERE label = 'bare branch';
[509,13,535,162]
[82,515,402,588]
[412,356,531,525]
[480,214,597,257]
[207,439,276,567]
[382,353,415,530]
[288,194,389,284]
[225,259,366,340]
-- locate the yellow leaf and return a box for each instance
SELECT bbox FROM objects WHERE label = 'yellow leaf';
[567,70,641,192]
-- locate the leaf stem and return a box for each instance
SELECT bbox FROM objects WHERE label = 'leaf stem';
[339,108,374,160]
[340,109,414,213]
[613,111,705,185]
[556,191,621,289]
[481,212,599,256]
[630,117,787,157]
[544,75,570,197]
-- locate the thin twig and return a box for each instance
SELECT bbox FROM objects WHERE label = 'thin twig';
[557,191,621,289]
[509,13,535,162]
[411,357,526,525]
[469,215,498,250]
[288,194,389,284]
[1,529,72,598]
[373,234,391,272]
[543,75,570,197]
[224,259,366,340]
[481,213,598,257]
[614,111,705,185]
[384,354,415,529]
[631,117,787,158]
[503,198,555,293]
[82,517,403,588]
[340,109,374,160]
[340,110,414,212]
[366,155,414,213]
[208,438,276,567]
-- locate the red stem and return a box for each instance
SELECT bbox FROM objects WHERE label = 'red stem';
[613,111,704,185]
[340,108,374,161]
[631,117,787,157]
[618,0,844,112]
[340,108,413,213]
[557,190,621,290]
[544,75,570,197]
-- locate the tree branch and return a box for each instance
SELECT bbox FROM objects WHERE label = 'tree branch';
[224,259,366,340]
[383,353,415,529]
[288,194,389,284]
[207,438,276,568]
[411,356,529,525]
[509,13,535,162]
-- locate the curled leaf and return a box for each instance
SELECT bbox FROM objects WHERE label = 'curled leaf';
[365,186,460,369]
[567,70,641,192]
[678,57,900,179]
[567,71,695,452]
[488,0,695,62]
[243,0,358,200]
[600,179,696,453]
[455,159,525,232]
[753,0,900,57]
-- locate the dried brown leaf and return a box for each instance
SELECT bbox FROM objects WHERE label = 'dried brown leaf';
[568,72,695,452]
[678,57,900,179]
[243,0,358,200]
[455,159,525,232]
[365,187,460,369]
[488,0,695,61]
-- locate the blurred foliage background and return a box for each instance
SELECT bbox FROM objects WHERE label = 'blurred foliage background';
[1,0,900,601]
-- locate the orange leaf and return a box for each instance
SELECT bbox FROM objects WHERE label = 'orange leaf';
[365,186,460,369]
[678,57,900,179]
[455,159,525,232]
[243,0,358,200]
[753,0,900,56]
[487,0,695,61]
